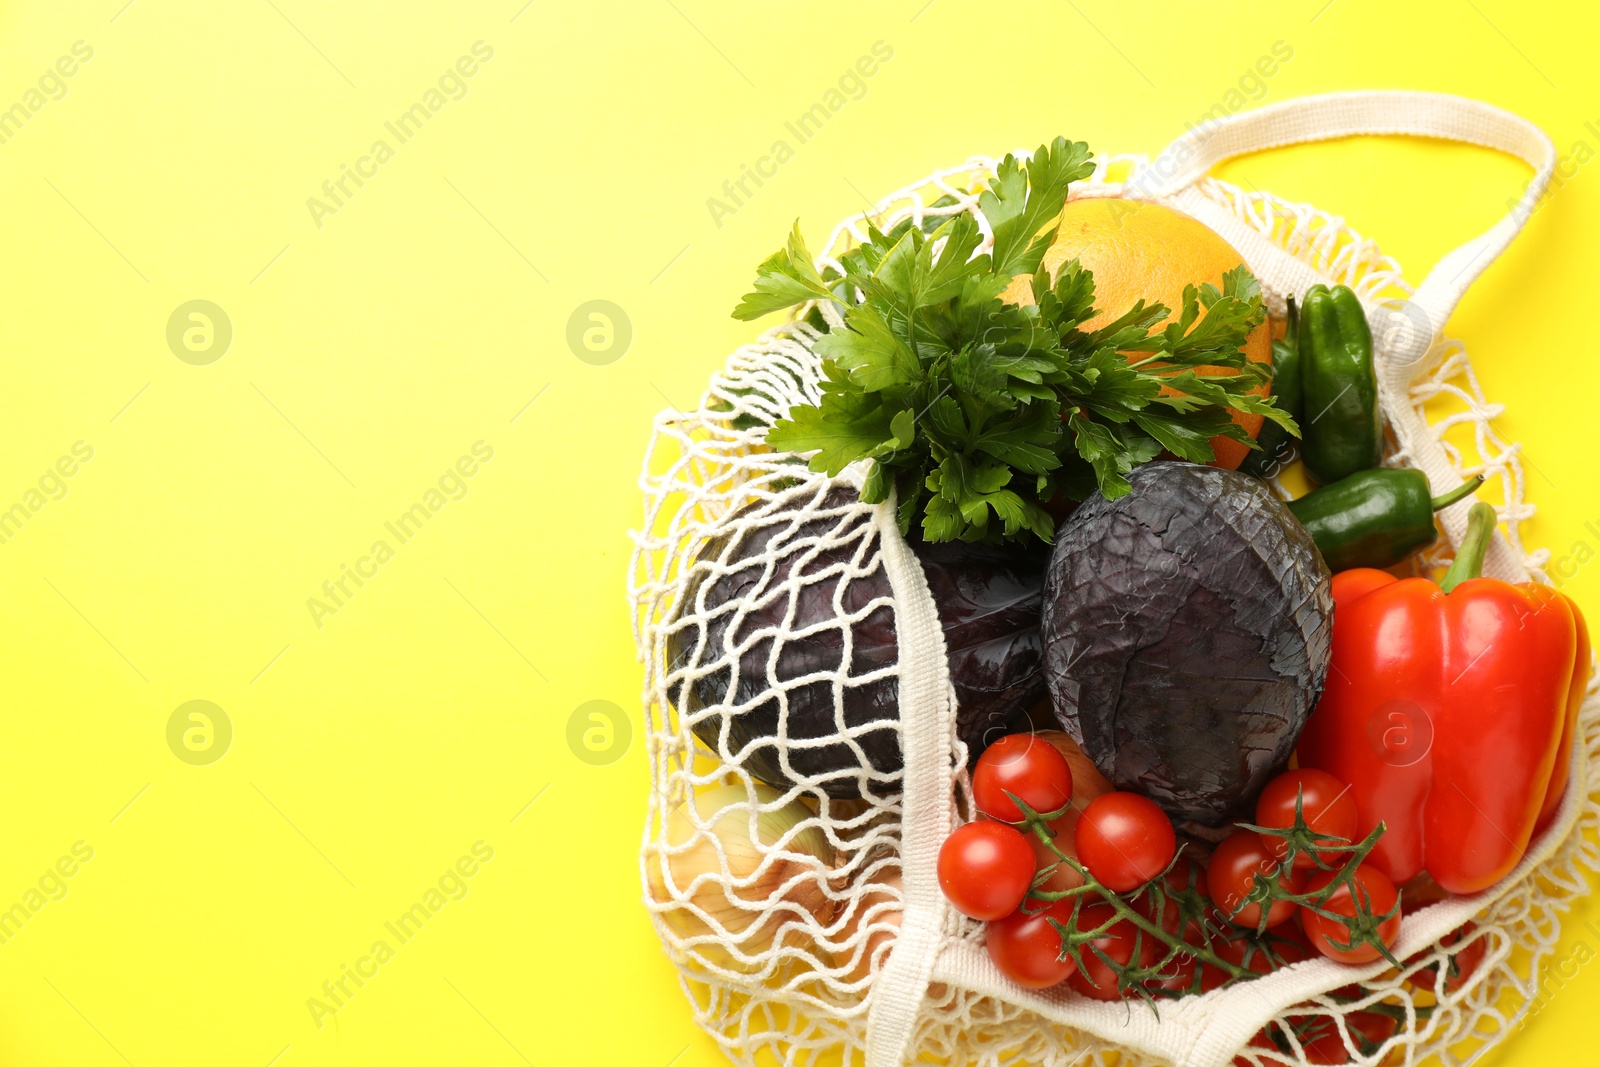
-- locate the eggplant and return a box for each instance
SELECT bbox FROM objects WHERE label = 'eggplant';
[665,489,1047,799]
[1040,463,1332,825]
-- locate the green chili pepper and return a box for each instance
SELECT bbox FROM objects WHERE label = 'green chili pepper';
[1239,295,1303,480]
[1288,470,1484,573]
[1299,284,1382,484]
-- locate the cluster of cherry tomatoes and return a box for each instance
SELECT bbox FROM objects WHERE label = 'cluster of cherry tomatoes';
[1234,921,1489,1065]
[935,733,1407,1001]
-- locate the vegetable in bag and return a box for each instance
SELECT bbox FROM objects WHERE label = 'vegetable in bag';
[1297,503,1592,894]
[665,489,1047,799]
[1041,463,1333,825]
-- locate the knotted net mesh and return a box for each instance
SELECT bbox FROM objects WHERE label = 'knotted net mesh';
[628,150,1599,1067]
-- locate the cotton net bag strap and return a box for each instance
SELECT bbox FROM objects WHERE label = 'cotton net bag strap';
[866,92,1574,1067]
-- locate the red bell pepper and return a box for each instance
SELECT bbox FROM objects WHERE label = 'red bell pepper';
[1298,502,1590,895]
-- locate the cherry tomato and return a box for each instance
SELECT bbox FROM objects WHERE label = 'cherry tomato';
[1033,730,1116,801]
[1232,1029,1290,1067]
[1272,919,1316,964]
[1440,924,1488,992]
[1235,1007,1393,1066]
[1066,903,1159,1001]
[1144,946,1199,995]
[1345,1008,1399,1058]
[1201,920,1313,991]
[937,821,1035,921]
[1285,1019,1350,1066]
[1278,1034,1340,1065]
[1300,864,1401,965]
[1356,1011,1408,1049]
[984,898,1076,989]
[1207,830,1303,929]
[1135,855,1205,938]
[1232,1017,1349,1066]
[1162,853,1207,897]
[1257,1003,1398,1065]
[1020,736,1115,895]
[1128,857,1215,996]
[1026,811,1086,896]
[1075,792,1176,892]
[1408,922,1487,994]
[1254,769,1359,869]
[973,733,1075,823]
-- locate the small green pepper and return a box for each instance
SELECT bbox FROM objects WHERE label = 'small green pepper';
[1299,284,1382,484]
[1288,469,1484,573]
[1239,295,1303,480]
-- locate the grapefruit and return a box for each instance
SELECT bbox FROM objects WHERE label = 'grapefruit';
[1000,198,1272,470]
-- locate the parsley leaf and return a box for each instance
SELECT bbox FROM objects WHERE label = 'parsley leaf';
[982,138,1095,277]
[819,305,921,393]
[763,386,892,475]
[734,139,1287,543]
[732,222,834,320]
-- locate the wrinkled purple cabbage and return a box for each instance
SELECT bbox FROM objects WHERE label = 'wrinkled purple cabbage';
[1041,463,1333,825]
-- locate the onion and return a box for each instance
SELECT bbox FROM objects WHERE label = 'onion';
[646,782,836,971]
[831,864,903,985]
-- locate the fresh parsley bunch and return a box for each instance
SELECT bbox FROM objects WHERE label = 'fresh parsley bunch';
[733,137,1294,544]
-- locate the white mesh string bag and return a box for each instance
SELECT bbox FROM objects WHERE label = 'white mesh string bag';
[629,91,1599,1067]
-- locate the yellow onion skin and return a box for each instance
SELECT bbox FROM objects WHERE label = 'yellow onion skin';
[646,783,836,972]
[830,864,902,986]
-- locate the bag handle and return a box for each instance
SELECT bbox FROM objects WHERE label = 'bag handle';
[1133,90,1557,366]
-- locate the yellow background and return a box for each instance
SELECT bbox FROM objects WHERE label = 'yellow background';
[0,0,1595,1064]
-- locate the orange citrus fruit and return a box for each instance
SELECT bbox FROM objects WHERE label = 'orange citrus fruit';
[1000,197,1272,470]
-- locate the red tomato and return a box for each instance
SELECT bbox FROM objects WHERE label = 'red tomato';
[1300,864,1402,965]
[1135,855,1206,937]
[1033,730,1116,801]
[1290,1035,1345,1065]
[1075,792,1177,892]
[1273,1001,1402,1064]
[1345,1009,1399,1057]
[1234,1018,1349,1066]
[1160,853,1207,895]
[1255,769,1359,869]
[973,733,1075,823]
[937,821,1034,921]
[1129,857,1215,996]
[1440,925,1488,992]
[1066,903,1159,1001]
[1201,920,1313,991]
[1017,733,1114,895]
[1232,1029,1290,1067]
[1273,919,1316,963]
[1026,812,1086,896]
[1290,1020,1351,1066]
[1207,831,1304,929]
[1144,946,1199,995]
[984,899,1076,989]
[1409,922,1487,994]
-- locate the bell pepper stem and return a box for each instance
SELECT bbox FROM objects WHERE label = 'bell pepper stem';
[1430,475,1484,512]
[1439,502,1498,594]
